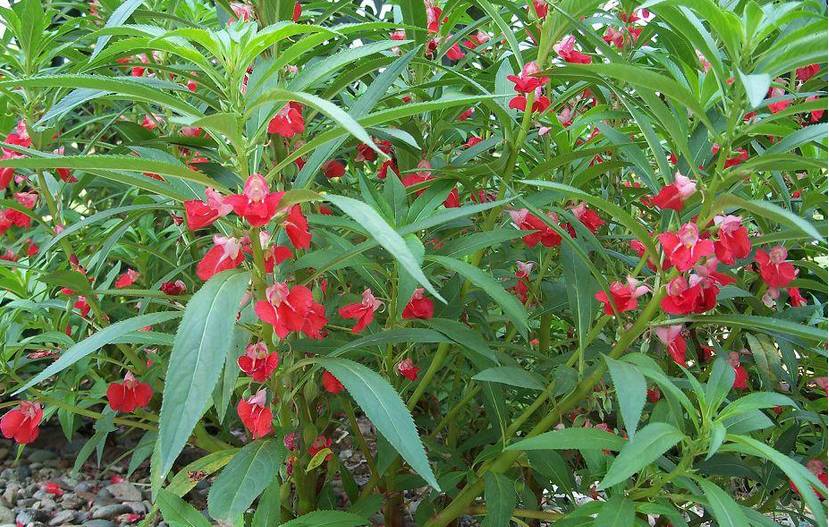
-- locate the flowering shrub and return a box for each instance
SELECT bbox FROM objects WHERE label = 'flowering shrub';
[0,0,827,526]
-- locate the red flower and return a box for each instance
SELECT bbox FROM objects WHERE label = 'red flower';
[464,135,482,148]
[796,64,820,82]
[6,120,31,148]
[260,231,293,272]
[512,261,533,304]
[446,42,465,61]
[268,103,305,138]
[713,215,751,265]
[107,372,153,413]
[508,92,550,113]
[728,352,749,390]
[378,159,400,179]
[255,283,328,339]
[655,325,687,365]
[115,269,140,289]
[658,222,715,272]
[425,1,442,33]
[322,371,344,394]
[458,107,474,121]
[43,482,64,496]
[509,208,562,248]
[237,342,279,382]
[0,149,20,189]
[594,277,649,315]
[322,159,346,179]
[1,401,42,444]
[554,35,591,64]
[788,287,807,307]
[506,62,549,94]
[184,188,233,230]
[647,388,661,403]
[339,289,383,333]
[292,1,302,22]
[569,202,605,234]
[396,358,420,381]
[402,288,434,320]
[529,0,547,18]
[401,160,433,192]
[196,236,245,281]
[650,174,696,211]
[283,205,311,250]
[756,246,797,288]
[74,296,91,317]
[806,95,825,123]
[767,85,791,114]
[444,187,460,208]
[463,32,490,48]
[355,143,377,162]
[661,274,717,315]
[225,173,284,227]
[237,390,272,439]
[160,280,187,296]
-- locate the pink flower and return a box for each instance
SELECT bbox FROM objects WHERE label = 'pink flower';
[554,35,591,64]
[237,342,279,382]
[658,223,715,272]
[339,289,383,333]
[797,64,820,82]
[506,62,549,94]
[196,236,245,281]
[594,276,649,315]
[654,325,687,365]
[396,358,420,381]
[225,173,284,227]
[650,174,696,211]
[756,246,798,288]
[268,103,305,138]
[713,215,751,265]
[115,269,140,289]
[767,85,791,114]
[425,0,442,33]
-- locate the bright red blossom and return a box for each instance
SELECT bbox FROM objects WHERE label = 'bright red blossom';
[115,269,140,289]
[1,401,42,444]
[322,371,344,394]
[196,236,245,281]
[658,223,715,272]
[655,325,687,365]
[268,103,305,138]
[756,246,797,288]
[255,283,327,339]
[237,390,272,439]
[554,35,591,64]
[509,208,561,248]
[402,288,434,320]
[714,215,751,265]
[184,188,233,230]
[323,160,346,178]
[396,358,420,381]
[283,205,311,250]
[237,342,279,382]
[594,277,649,315]
[107,372,153,413]
[225,173,284,227]
[650,174,696,211]
[339,289,383,333]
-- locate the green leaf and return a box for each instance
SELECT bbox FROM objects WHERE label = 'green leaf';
[252,479,284,527]
[706,421,727,460]
[594,495,635,527]
[605,356,646,438]
[316,358,439,490]
[278,511,368,527]
[651,315,826,343]
[165,449,238,497]
[738,71,771,109]
[472,367,545,390]
[598,423,684,489]
[696,478,749,527]
[717,392,796,422]
[724,436,826,526]
[207,439,285,520]
[715,194,825,244]
[506,427,625,452]
[482,473,515,527]
[428,255,528,338]
[91,0,144,59]
[156,271,251,482]
[158,489,212,527]
[326,328,450,358]
[704,357,735,415]
[0,75,202,119]
[325,194,443,301]
[13,311,181,395]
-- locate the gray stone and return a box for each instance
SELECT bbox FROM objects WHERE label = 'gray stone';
[3,483,20,506]
[49,511,76,526]
[16,464,32,479]
[104,482,141,503]
[90,504,130,520]
[82,520,114,527]
[60,494,85,509]
[38,498,58,511]
[122,502,146,515]
[73,482,96,494]
[27,450,57,463]
[16,509,48,524]
[0,448,9,462]
[0,505,13,524]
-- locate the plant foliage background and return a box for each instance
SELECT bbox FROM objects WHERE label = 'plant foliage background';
[0,0,826,526]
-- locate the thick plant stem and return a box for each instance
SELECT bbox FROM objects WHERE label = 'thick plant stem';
[425,288,666,527]
[407,341,450,411]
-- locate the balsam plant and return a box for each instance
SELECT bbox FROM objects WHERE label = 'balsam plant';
[0,0,827,526]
